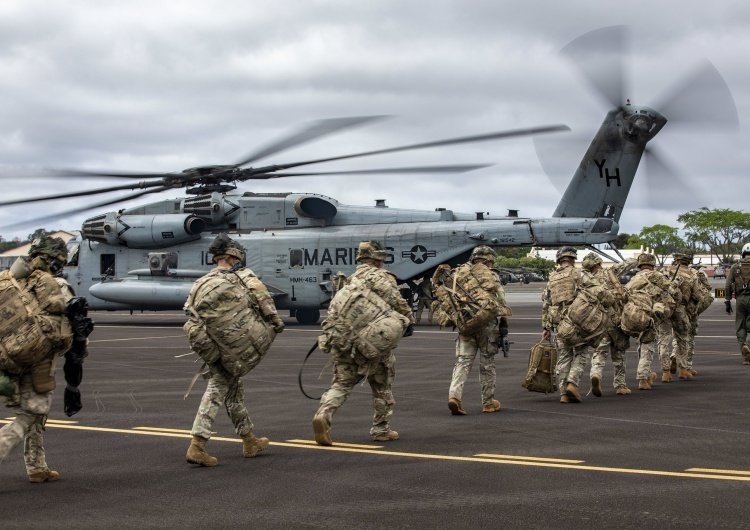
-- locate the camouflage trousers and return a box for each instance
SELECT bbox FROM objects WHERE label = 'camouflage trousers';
[733,294,750,355]
[0,373,52,476]
[672,328,697,369]
[659,311,689,371]
[191,369,253,440]
[314,351,395,437]
[415,298,432,324]
[448,333,497,406]
[637,317,671,379]
[590,332,628,389]
[555,336,589,394]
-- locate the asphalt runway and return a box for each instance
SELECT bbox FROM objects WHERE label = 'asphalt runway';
[2,281,749,529]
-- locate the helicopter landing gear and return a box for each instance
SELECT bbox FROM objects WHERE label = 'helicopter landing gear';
[295,308,321,325]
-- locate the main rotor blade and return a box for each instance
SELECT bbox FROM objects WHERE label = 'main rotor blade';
[0,180,166,207]
[652,60,739,130]
[54,169,175,179]
[242,164,493,179]
[233,115,390,167]
[561,25,630,109]
[244,125,570,176]
[0,186,170,231]
[642,146,703,208]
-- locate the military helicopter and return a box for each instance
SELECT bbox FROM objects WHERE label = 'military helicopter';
[1,27,737,324]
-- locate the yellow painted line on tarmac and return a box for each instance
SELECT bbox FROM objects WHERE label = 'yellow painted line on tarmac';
[475,453,583,464]
[1,419,749,482]
[133,426,193,434]
[45,419,80,425]
[286,439,383,449]
[686,468,750,476]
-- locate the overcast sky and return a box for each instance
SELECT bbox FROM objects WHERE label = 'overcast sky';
[1,0,748,241]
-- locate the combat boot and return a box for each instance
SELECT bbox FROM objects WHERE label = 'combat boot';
[482,399,501,413]
[742,344,750,364]
[448,397,467,415]
[372,430,399,442]
[638,379,651,390]
[678,368,694,380]
[559,394,570,403]
[28,469,60,483]
[591,375,602,397]
[312,416,333,446]
[242,432,270,458]
[564,382,582,403]
[186,435,218,467]
[662,370,671,383]
[615,385,631,395]
[688,367,698,376]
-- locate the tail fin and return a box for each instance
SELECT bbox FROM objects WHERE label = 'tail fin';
[553,104,666,222]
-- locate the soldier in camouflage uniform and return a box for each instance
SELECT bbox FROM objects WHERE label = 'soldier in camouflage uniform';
[625,253,674,390]
[331,271,348,295]
[725,243,750,365]
[447,246,510,415]
[658,251,705,382]
[542,247,612,403]
[672,266,713,375]
[185,234,284,467]
[586,253,637,396]
[0,236,70,483]
[415,275,434,325]
[313,241,414,445]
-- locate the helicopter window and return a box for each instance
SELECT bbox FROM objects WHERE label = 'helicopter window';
[289,249,303,268]
[66,243,80,266]
[100,253,115,277]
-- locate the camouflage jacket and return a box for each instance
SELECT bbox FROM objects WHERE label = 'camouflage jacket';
[726,257,750,298]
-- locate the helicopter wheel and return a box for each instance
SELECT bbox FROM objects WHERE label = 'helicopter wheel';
[295,308,321,325]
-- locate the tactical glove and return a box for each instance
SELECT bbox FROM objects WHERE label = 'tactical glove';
[403,324,415,337]
[64,385,82,417]
[725,300,733,315]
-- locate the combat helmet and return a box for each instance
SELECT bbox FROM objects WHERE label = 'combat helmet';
[555,246,577,264]
[581,252,603,271]
[742,242,750,257]
[637,253,656,268]
[356,240,386,262]
[672,249,693,265]
[208,233,245,263]
[470,245,497,263]
[29,235,68,262]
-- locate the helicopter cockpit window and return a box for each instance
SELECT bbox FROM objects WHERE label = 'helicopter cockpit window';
[101,253,115,278]
[289,249,303,269]
[66,242,80,266]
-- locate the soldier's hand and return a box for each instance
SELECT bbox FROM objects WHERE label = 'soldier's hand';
[725,300,733,315]
[542,328,551,341]
[271,315,285,333]
[403,323,415,337]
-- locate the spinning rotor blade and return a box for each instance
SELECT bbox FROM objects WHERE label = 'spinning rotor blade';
[0,180,167,207]
[642,146,703,207]
[53,169,175,179]
[0,186,171,231]
[652,60,739,129]
[241,164,493,179]
[244,124,570,176]
[561,25,629,109]
[233,115,390,167]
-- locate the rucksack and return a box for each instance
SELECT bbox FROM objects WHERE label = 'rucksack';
[0,267,73,374]
[522,339,557,393]
[431,262,508,334]
[555,283,609,347]
[319,273,410,360]
[184,268,275,377]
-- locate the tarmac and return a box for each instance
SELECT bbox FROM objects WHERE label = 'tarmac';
[1,280,749,529]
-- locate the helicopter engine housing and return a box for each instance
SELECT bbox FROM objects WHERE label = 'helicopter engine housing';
[82,213,205,249]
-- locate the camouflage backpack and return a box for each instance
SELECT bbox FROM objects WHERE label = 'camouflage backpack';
[184,268,276,377]
[318,273,410,360]
[0,263,73,374]
[522,339,558,393]
[431,262,507,334]
[620,272,674,336]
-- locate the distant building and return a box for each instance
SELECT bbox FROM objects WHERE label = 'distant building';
[0,231,75,270]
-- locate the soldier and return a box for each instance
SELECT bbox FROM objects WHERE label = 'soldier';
[586,253,636,396]
[542,247,612,403]
[624,253,674,390]
[658,251,705,382]
[447,246,510,415]
[414,275,434,325]
[184,234,284,467]
[725,243,750,365]
[331,271,348,295]
[313,241,414,445]
[673,266,713,375]
[0,236,73,483]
